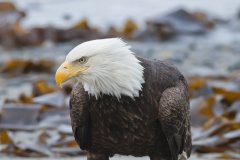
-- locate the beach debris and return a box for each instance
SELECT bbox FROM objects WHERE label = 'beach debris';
[188,76,240,158]
[138,9,216,40]
[121,19,138,39]
[0,2,224,49]
[33,92,65,108]
[0,1,26,49]
[32,80,56,97]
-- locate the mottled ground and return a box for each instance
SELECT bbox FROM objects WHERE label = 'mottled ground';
[1,154,205,160]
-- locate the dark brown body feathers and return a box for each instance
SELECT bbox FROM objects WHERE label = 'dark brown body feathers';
[70,57,192,160]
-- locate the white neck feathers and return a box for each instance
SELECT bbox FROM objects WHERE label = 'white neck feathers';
[67,38,145,99]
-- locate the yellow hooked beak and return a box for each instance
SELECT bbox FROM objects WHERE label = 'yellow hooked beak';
[55,61,87,87]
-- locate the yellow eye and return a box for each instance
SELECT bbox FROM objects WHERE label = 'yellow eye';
[78,57,87,63]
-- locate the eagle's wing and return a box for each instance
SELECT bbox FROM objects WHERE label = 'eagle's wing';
[70,83,91,150]
[158,82,192,160]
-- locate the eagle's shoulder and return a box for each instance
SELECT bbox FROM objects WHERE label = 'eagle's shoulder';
[137,56,186,94]
[156,60,184,80]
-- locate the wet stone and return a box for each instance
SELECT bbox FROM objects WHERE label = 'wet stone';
[146,9,209,40]
[0,103,41,125]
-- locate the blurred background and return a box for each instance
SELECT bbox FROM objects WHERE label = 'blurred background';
[0,0,240,159]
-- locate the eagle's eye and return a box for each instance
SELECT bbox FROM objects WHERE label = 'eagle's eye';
[78,57,87,64]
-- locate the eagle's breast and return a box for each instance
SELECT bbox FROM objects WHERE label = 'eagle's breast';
[88,92,169,156]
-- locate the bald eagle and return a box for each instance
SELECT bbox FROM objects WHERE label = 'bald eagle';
[55,38,192,160]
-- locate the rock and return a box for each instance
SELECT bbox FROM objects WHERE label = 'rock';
[50,19,101,42]
[228,61,240,71]
[54,28,96,42]
[8,130,54,156]
[44,24,100,43]
[43,26,61,42]
[57,124,72,134]
[133,28,160,41]
[191,11,215,29]
[230,101,240,112]
[238,9,240,20]
[33,92,65,108]
[190,97,209,127]
[38,113,70,128]
[25,27,46,46]
[146,21,174,40]
[51,147,81,155]
[227,101,240,121]
[0,103,41,126]
[145,9,213,40]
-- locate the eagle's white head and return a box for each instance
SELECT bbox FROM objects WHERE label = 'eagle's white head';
[55,38,144,99]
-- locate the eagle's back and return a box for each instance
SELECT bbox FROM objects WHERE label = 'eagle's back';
[70,57,191,159]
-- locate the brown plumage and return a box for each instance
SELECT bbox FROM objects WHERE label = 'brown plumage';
[69,56,192,160]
